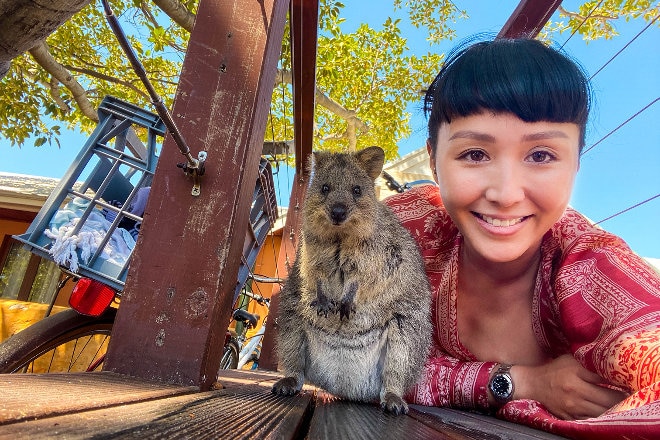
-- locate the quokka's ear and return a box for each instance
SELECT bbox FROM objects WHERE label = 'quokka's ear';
[355,146,385,180]
[309,151,326,174]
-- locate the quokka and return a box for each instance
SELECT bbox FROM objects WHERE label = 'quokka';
[271,146,432,415]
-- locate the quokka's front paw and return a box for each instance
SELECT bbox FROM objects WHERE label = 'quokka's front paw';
[380,392,409,415]
[272,376,302,396]
[310,296,337,317]
[338,298,355,321]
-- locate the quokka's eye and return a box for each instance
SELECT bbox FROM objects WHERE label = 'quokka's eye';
[321,184,330,195]
[352,186,362,196]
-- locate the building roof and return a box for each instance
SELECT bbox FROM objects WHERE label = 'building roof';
[376,146,433,199]
[0,171,60,213]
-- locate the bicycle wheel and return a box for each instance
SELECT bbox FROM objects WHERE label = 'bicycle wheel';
[0,307,116,373]
[219,339,239,370]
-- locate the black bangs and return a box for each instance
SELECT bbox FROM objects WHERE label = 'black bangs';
[425,38,591,151]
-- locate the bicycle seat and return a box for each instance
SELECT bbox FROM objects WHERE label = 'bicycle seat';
[233,309,260,328]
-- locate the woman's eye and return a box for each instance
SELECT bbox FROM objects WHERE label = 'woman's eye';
[528,151,555,163]
[459,150,487,162]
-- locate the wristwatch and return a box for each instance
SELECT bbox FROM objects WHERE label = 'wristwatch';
[488,364,514,405]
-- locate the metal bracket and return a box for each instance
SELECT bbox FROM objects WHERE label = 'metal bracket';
[177,151,207,196]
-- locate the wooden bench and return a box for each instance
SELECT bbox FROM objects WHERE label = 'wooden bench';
[0,369,565,439]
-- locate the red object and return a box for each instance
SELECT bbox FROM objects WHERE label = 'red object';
[69,278,116,317]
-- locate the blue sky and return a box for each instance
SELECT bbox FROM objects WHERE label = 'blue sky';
[1,1,658,258]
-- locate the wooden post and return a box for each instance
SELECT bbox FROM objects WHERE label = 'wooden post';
[290,0,319,175]
[258,0,318,370]
[258,173,307,370]
[497,0,562,38]
[103,0,288,390]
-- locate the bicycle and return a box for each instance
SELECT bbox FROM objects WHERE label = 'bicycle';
[219,285,273,371]
[381,170,435,194]
[0,5,280,375]
[0,98,278,374]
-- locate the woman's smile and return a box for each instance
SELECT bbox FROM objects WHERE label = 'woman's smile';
[472,212,532,236]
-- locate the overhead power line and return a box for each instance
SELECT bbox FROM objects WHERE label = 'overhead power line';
[594,193,660,226]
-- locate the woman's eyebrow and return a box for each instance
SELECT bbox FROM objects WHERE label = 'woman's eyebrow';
[448,130,571,142]
[448,131,496,142]
[522,130,570,141]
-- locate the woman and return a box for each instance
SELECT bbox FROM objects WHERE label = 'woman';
[384,38,660,437]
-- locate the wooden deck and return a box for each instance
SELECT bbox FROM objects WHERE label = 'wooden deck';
[0,369,565,439]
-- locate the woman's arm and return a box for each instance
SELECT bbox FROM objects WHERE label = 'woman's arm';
[553,219,660,392]
[548,211,660,414]
[406,346,497,410]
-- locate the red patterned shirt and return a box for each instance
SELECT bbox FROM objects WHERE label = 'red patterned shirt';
[385,184,660,437]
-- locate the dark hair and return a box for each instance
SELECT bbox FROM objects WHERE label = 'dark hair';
[424,38,591,154]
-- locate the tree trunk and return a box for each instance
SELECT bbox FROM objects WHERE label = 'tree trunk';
[0,0,91,78]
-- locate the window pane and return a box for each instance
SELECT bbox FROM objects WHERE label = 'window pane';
[0,243,30,299]
[28,259,61,304]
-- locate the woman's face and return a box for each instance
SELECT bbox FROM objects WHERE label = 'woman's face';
[428,112,581,264]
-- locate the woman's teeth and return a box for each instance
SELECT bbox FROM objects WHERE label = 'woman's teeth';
[481,214,524,227]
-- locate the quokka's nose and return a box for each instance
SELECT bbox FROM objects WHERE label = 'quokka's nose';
[330,204,348,224]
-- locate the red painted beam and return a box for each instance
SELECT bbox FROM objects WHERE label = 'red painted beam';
[258,172,308,370]
[498,0,562,38]
[290,0,319,176]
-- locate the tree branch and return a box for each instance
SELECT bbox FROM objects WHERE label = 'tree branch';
[276,68,369,132]
[152,0,195,32]
[29,42,98,122]
[346,116,357,151]
[139,0,160,28]
[63,64,151,100]
[558,5,618,22]
[48,77,70,112]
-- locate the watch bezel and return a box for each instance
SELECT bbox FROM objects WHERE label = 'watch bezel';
[489,365,514,404]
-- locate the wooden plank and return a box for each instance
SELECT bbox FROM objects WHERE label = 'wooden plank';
[0,370,566,439]
[0,381,313,439]
[102,0,289,390]
[307,399,463,440]
[409,406,567,440]
[498,0,562,38]
[214,367,284,389]
[307,401,568,440]
[0,372,197,425]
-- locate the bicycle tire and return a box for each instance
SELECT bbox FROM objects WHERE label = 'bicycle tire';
[0,307,116,373]
[219,339,239,370]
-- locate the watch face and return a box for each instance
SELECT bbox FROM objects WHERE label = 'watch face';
[491,374,513,399]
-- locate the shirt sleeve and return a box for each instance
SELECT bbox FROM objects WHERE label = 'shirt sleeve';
[406,344,497,411]
[553,210,660,392]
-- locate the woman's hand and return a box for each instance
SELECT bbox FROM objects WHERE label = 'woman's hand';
[511,355,629,420]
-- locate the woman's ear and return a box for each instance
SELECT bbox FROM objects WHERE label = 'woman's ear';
[426,139,438,183]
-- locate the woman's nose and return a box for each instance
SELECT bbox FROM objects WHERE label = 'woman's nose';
[484,164,526,207]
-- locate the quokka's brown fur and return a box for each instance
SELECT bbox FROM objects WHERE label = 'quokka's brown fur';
[271,146,432,415]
